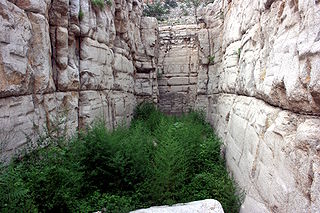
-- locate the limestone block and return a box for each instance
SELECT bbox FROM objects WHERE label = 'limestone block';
[197,66,208,94]
[131,199,224,213]
[0,92,78,160]
[141,17,158,57]
[69,0,80,26]
[114,8,129,34]
[49,0,68,27]
[0,95,36,158]
[167,77,189,86]
[240,196,269,213]
[55,27,68,69]
[224,41,241,68]
[51,26,80,90]
[0,4,53,96]
[238,0,260,33]
[51,25,80,91]
[80,38,114,90]
[222,1,242,47]
[111,91,136,126]
[79,90,113,130]
[211,94,320,212]
[9,0,51,15]
[96,9,116,45]
[114,53,134,74]
[297,1,320,57]
[36,92,79,138]
[114,71,134,93]
[28,12,55,93]
[311,161,320,212]
[79,90,136,130]
[80,0,115,44]
[170,85,191,93]
[134,61,155,72]
[135,78,153,96]
[198,29,210,64]
[0,0,32,97]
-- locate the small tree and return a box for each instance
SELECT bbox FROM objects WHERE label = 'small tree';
[184,0,215,17]
[185,0,201,17]
[143,0,170,21]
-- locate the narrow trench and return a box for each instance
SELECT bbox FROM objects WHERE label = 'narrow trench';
[1,1,320,212]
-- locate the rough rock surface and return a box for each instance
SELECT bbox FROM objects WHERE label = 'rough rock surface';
[157,23,200,115]
[131,199,224,213]
[1,0,320,212]
[155,0,320,212]
[197,1,320,212]
[0,0,158,159]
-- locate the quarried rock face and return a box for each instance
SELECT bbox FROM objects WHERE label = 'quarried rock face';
[193,0,320,212]
[1,0,320,212]
[155,0,320,212]
[157,24,201,115]
[0,0,158,159]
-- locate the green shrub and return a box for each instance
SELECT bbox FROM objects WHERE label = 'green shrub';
[208,55,215,65]
[78,9,84,21]
[106,0,112,6]
[165,0,178,8]
[91,0,105,9]
[143,0,169,20]
[0,164,37,212]
[0,103,242,212]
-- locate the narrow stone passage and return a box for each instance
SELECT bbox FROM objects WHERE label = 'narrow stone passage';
[0,0,320,212]
[154,1,320,212]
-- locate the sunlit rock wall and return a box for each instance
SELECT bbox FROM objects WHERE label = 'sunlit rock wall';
[196,0,320,212]
[156,0,320,211]
[0,0,158,160]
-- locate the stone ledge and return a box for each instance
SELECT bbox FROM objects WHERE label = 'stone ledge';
[130,199,224,213]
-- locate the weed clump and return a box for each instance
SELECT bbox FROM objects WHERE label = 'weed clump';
[78,9,84,21]
[0,103,242,212]
[143,0,170,21]
[91,0,112,10]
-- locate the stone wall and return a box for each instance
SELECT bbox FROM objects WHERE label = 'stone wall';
[157,24,201,114]
[0,0,158,160]
[1,0,320,212]
[196,0,320,212]
[156,0,320,212]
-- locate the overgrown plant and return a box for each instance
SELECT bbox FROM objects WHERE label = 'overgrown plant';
[164,0,178,8]
[78,9,84,21]
[208,55,215,65]
[184,0,201,17]
[106,0,112,6]
[91,0,112,10]
[156,68,163,79]
[237,47,241,58]
[0,103,243,212]
[143,0,170,21]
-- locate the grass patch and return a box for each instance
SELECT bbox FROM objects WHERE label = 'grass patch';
[0,103,242,212]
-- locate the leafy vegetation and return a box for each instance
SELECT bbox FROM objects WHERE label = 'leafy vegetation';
[184,0,216,16]
[78,9,84,21]
[91,0,105,9]
[237,47,241,58]
[184,0,201,16]
[143,0,170,21]
[91,0,112,10]
[208,55,215,65]
[0,103,242,212]
[164,0,178,9]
